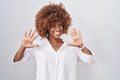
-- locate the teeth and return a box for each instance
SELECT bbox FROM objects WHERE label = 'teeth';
[54,32,60,35]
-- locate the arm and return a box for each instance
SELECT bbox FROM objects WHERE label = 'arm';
[67,28,93,55]
[78,44,92,55]
[13,29,39,62]
[81,47,92,55]
[67,28,95,63]
[13,46,26,62]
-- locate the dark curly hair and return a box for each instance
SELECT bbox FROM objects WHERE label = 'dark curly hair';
[35,2,72,38]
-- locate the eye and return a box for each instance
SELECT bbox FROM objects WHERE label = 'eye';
[58,24,63,27]
[51,24,56,28]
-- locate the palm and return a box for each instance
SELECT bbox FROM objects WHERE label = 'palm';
[22,29,39,48]
[71,36,82,47]
[67,28,83,47]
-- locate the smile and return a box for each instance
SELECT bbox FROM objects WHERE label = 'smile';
[54,31,61,35]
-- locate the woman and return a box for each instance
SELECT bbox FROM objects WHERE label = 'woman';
[13,2,95,80]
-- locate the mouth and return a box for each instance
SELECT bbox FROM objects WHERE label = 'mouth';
[54,31,61,36]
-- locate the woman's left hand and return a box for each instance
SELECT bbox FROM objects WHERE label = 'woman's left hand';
[67,28,83,48]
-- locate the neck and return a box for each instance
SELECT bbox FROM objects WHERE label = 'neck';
[47,36,63,44]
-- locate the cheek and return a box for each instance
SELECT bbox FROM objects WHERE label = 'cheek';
[59,26,63,31]
[61,27,63,30]
[51,29,55,32]
[48,28,54,34]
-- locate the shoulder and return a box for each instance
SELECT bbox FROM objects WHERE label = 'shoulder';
[33,36,47,45]
[32,37,48,50]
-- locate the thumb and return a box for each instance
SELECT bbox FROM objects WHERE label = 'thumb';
[66,43,74,46]
[33,44,39,47]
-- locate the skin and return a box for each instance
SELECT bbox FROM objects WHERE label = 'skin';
[47,22,64,51]
[13,22,92,62]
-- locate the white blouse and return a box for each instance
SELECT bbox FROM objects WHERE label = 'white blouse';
[15,37,95,80]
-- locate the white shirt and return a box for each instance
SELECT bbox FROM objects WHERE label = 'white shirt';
[15,38,95,80]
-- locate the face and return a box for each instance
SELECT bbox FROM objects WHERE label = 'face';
[48,22,63,39]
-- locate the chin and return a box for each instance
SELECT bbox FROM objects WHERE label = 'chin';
[55,36,61,39]
[54,35,61,39]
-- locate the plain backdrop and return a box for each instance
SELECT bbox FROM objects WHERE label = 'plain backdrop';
[0,0,120,80]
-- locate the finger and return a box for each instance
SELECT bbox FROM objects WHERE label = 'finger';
[71,28,75,36]
[76,30,81,36]
[30,44,39,48]
[27,29,32,37]
[31,34,39,41]
[73,28,77,36]
[74,28,77,35]
[30,29,36,38]
[24,31,27,38]
[69,28,75,38]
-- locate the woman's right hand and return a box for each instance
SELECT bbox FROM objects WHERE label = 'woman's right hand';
[21,29,39,48]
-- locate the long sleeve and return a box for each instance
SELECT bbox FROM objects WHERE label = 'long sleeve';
[76,48,95,63]
[14,48,33,65]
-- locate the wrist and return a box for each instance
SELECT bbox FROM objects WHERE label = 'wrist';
[78,44,85,50]
[21,44,26,49]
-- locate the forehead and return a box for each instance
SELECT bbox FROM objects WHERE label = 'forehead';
[51,21,62,25]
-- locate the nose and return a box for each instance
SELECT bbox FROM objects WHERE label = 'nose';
[55,26,61,31]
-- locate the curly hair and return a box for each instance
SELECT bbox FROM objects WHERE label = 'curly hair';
[35,2,72,38]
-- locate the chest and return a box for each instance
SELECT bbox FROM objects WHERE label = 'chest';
[33,47,79,63]
[50,42,63,52]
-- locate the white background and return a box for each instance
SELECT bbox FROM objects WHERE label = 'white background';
[0,0,120,80]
